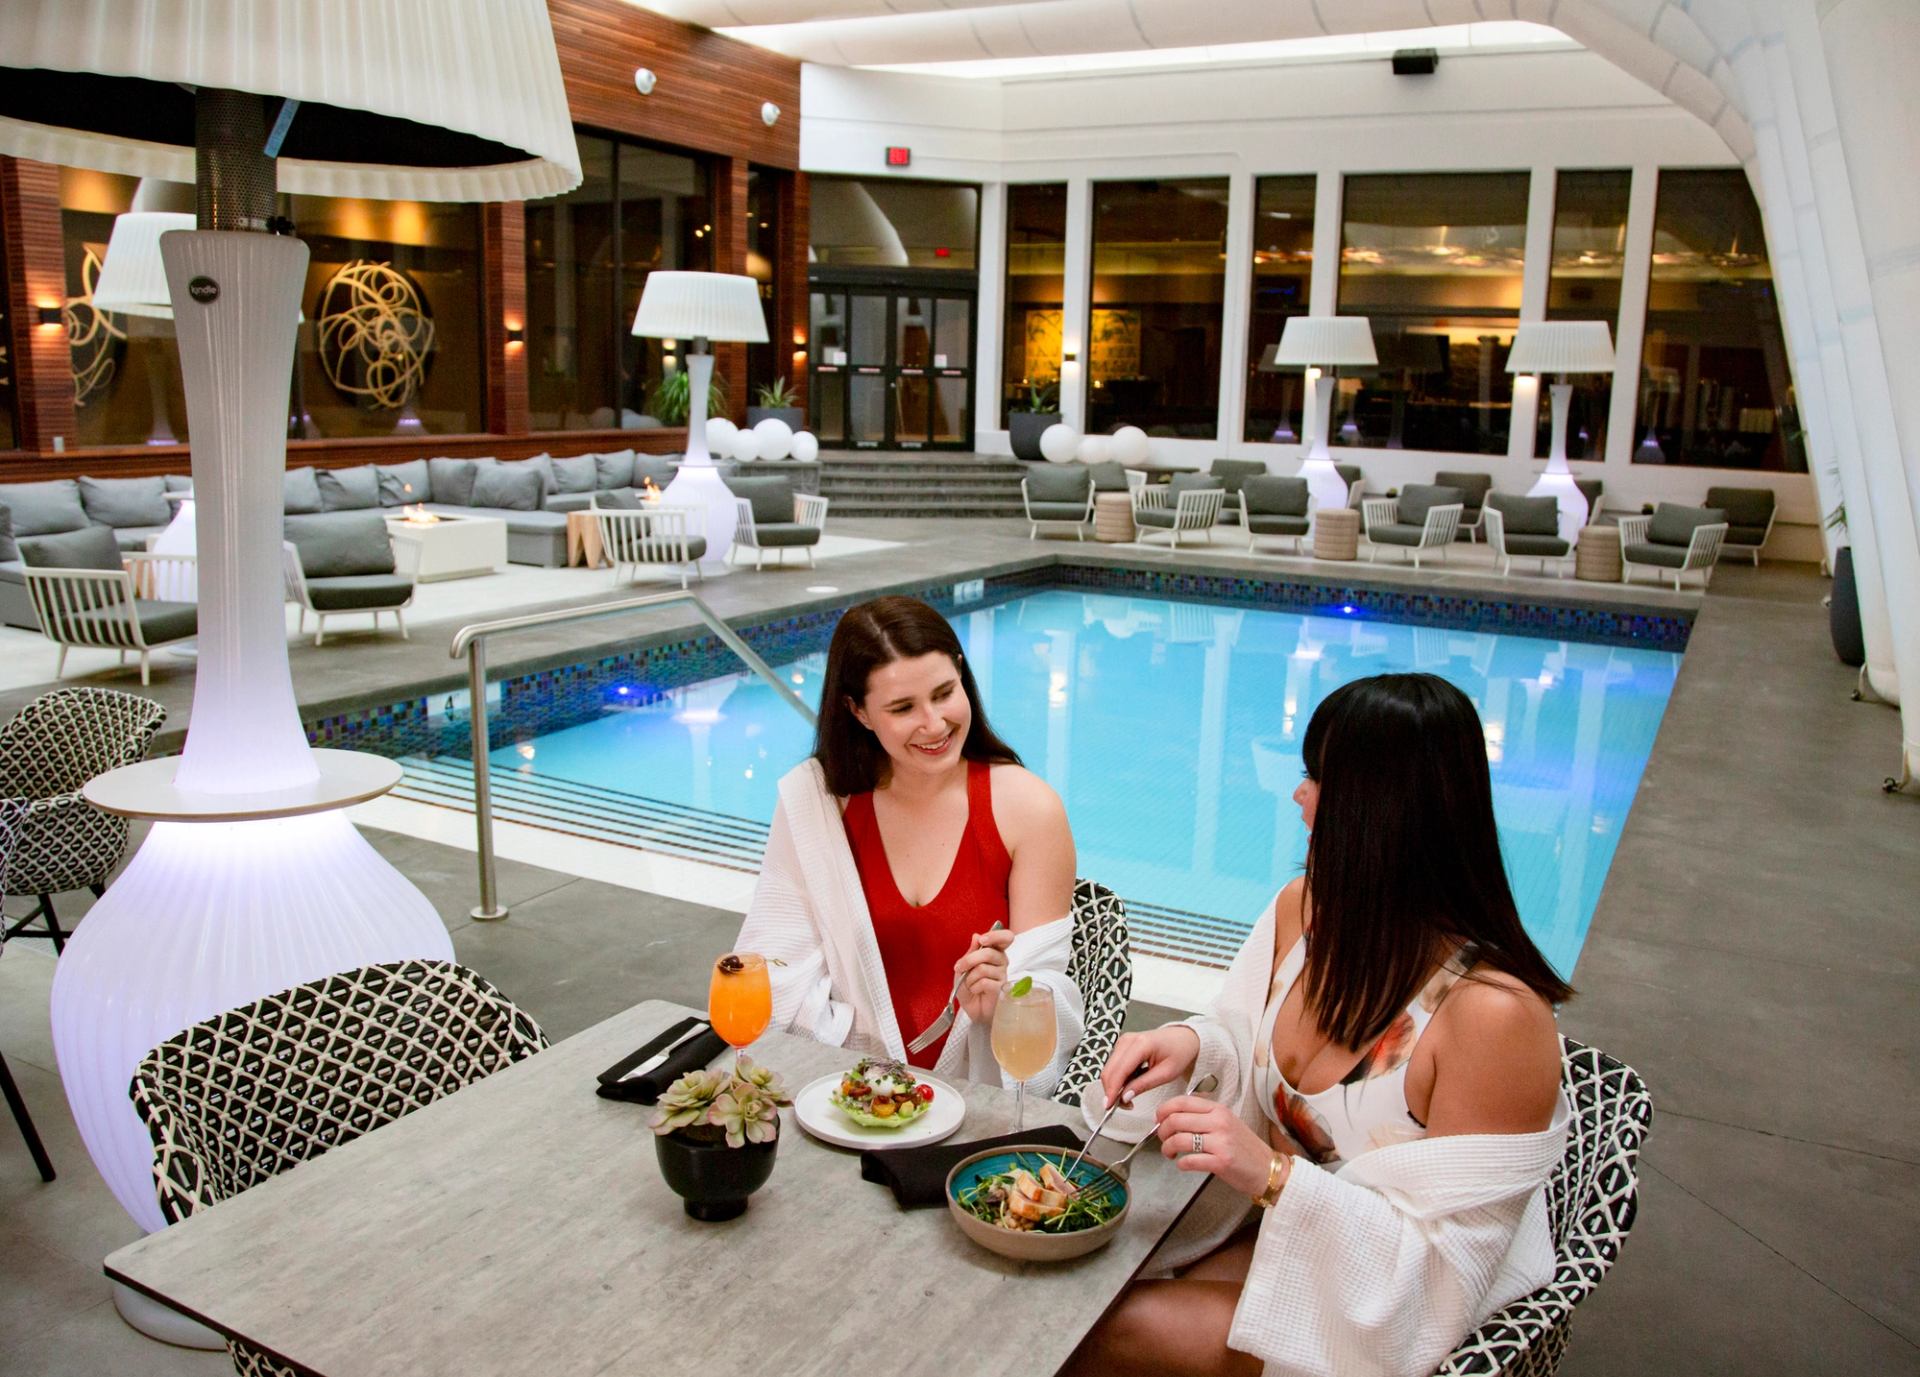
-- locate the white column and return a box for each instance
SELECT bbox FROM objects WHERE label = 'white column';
[1060,178,1093,434]
[975,181,1007,439]
[1217,167,1255,456]
[1603,165,1660,500]
[1508,165,1558,464]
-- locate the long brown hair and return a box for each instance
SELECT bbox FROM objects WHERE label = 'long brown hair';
[1299,672,1572,1048]
[813,595,1022,796]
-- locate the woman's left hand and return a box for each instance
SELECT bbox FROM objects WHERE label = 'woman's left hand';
[954,927,1015,1024]
[1154,1096,1274,1199]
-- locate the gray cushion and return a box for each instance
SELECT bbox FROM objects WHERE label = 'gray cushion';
[1333,463,1363,496]
[1574,478,1603,512]
[113,525,168,553]
[550,454,599,495]
[594,450,637,490]
[1487,492,1560,537]
[1502,533,1570,557]
[1169,473,1224,498]
[285,511,397,578]
[67,599,196,645]
[1433,471,1493,512]
[622,530,708,561]
[422,504,566,536]
[632,456,678,490]
[19,524,124,570]
[1397,483,1462,527]
[1647,503,1726,547]
[316,465,381,512]
[429,457,481,506]
[501,453,556,497]
[1726,525,1770,546]
[0,557,24,588]
[1028,501,1092,521]
[751,523,820,548]
[0,480,88,536]
[1086,461,1131,493]
[1246,513,1311,536]
[1243,476,1310,517]
[472,463,544,512]
[283,467,323,514]
[727,476,796,526]
[1027,467,1092,503]
[303,574,414,611]
[0,505,14,563]
[594,488,643,511]
[1208,460,1267,494]
[1624,541,1689,568]
[79,475,171,528]
[376,459,432,507]
[1705,486,1774,530]
[1133,508,1177,528]
[165,473,194,493]
[1369,523,1428,547]
[542,491,594,513]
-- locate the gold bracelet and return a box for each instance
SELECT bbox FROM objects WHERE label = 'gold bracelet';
[1254,1152,1289,1209]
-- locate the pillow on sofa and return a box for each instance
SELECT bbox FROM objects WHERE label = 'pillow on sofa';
[0,480,88,536]
[317,465,381,511]
[283,467,323,514]
[376,458,432,507]
[500,453,555,497]
[19,523,124,571]
[285,512,397,578]
[550,454,599,494]
[632,455,678,490]
[472,463,544,512]
[594,450,636,491]
[428,457,481,507]
[79,475,172,528]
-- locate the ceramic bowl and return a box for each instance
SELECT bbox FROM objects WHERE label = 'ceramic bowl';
[945,1144,1130,1262]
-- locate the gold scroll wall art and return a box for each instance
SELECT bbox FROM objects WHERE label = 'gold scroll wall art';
[315,259,436,410]
[67,247,127,407]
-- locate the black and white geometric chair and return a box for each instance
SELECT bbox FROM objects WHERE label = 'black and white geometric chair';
[1435,1036,1653,1377]
[128,960,550,1377]
[0,686,166,952]
[1054,877,1132,1105]
[0,799,57,1182]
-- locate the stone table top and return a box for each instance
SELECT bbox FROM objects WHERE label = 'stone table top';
[107,1000,1207,1377]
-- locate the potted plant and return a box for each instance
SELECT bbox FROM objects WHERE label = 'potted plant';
[1008,380,1061,463]
[646,368,730,428]
[649,1056,792,1221]
[1826,506,1865,668]
[748,376,804,430]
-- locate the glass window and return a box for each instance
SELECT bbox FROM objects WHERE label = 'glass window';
[1538,170,1631,461]
[0,208,15,451]
[810,176,979,270]
[1088,178,1230,437]
[1243,175,1315,443]
[1336,172,1530,455]
[746,167,783,407]
[1001,183,1067,416]
[526,132,711,432]
[1634,169,1803,471]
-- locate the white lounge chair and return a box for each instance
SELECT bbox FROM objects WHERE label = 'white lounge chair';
[1132,477,1226,549]
[1361,486,1464,569]
[24,552,198,685]
[594,501,707,590]
[1618,506,1729,591]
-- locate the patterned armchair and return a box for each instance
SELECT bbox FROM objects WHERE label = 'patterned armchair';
[0,799,56,1181]
[1053,878,1132,1104]
[0,687,165,952]
[1436,1037,1652,1376]
[129,959,549,1377]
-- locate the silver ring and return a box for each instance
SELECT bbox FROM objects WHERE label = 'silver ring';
[1192,1132,1204,1154]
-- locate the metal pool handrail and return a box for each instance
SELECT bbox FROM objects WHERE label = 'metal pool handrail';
[448,591,817,922]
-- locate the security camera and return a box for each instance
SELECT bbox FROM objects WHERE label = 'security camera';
[634,68,657,95]
[761,101,781,126]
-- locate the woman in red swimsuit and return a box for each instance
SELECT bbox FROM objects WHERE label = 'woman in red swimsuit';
[738,595,1081,1088]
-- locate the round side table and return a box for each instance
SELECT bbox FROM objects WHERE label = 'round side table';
[1312,507,1361,561]
[1575,525,1622,582]
[1093,491,1136,543]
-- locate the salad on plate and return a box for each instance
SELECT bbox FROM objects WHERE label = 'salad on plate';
[830,1056,936,1130]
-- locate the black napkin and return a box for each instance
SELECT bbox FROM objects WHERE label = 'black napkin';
[860,1123,1085,1209]
[595,1016,729,1105]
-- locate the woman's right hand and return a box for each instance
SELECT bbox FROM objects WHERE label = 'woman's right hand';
[1098,1026,1201,1110]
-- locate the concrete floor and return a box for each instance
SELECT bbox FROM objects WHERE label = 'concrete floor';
[1,518,1914,1374]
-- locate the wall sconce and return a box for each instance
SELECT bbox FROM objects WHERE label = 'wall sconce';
[634,68,657,95]
[761,101,781,127]
[505,326,524,344]
[37,305,64,326]
[1062,349,1079,363]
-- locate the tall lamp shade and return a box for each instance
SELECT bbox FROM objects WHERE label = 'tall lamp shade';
[0,0,581,1346]
[1272,315,1377,515]
[1508,321,1615,541]
[633,271,769,569]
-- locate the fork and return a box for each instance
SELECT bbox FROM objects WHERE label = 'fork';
[906,920,1006,1054]
[1067,1072,1220,1202]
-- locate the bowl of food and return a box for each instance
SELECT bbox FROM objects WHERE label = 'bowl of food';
[945,1146,1130,1261]
[830,1056,937,1130]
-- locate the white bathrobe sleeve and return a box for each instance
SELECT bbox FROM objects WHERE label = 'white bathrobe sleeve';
[735,791,856,1049]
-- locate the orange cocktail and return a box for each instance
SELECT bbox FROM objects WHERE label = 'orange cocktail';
[709,952,772,1053]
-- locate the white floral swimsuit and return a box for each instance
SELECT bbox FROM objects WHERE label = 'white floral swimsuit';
[1253,937,1476,1167]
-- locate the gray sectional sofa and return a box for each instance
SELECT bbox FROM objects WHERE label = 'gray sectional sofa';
[1,475,193,630]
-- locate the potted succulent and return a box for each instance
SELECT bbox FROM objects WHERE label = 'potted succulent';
[748,376,804,430]
[649,1056,792,1221]
[1008,380,1062,463]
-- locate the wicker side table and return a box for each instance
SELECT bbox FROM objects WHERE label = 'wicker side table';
[1093,491,1136,543]
[1312,507,1361,561]
[1575,525,1622,582]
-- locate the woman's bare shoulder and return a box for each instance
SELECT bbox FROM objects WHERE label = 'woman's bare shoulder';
[1272,878,1307,951]
[1426,969,1562,1133]
[988,763,1065,820]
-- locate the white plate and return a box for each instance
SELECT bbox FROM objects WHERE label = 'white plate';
[793,1072,966,1151]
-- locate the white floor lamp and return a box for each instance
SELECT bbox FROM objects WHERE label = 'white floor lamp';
[1271,316,1378,515]
[0,0,580,1344]
[1508,321,1617,543]
[90,206,195,447]
[632,271,770,571]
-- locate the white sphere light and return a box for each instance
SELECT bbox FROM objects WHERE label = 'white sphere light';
[731,428,764,463]
[1079,434,1112,465]
[791,430,820,463]
[1039,423,1081,464]
[706,416,739,455]
[753,417,795,460]
[1111,425,1149,464]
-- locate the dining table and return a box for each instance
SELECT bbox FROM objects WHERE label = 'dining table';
[106,999,1210,1376]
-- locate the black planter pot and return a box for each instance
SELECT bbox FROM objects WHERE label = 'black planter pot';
[1008,410,1062,462]
[747,405,804,430]
[1830,545,1866,668]
[655,1131,778,1221]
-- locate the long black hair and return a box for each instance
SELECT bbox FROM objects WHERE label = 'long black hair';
[812,595,1023,797]
[1299,672,1573,1048]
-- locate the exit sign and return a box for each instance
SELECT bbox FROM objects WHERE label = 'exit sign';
[885,146,912,167]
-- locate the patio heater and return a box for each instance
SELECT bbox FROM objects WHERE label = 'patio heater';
[0,0,579,1344]
[1507,321,1616,542]
[1271,316,1378,515]
[632,271,771,570]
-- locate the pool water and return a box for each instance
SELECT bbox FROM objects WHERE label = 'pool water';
[487,589,1680,975]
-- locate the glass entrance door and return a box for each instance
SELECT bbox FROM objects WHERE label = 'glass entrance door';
[811,284,974,449]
